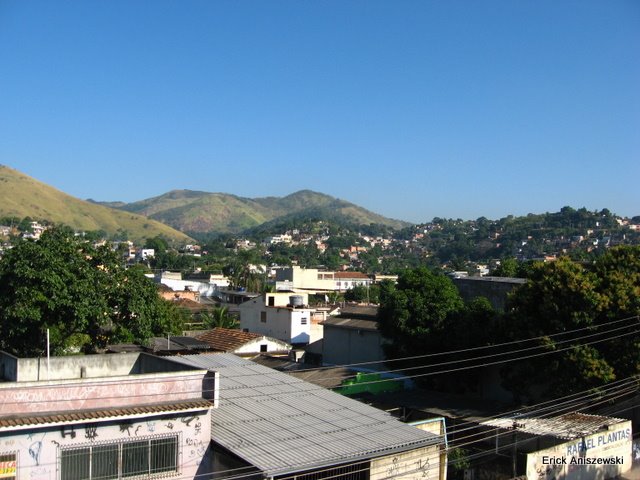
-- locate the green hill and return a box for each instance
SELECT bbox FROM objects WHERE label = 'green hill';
[0,165,192,244]
[116,189,409,236]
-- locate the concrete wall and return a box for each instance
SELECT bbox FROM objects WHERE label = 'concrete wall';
[0,352,18,381]
[370,445,442,480]
[0,409,211,480]
[322,326,385,369]
[264,292,309,307]
[0,370,210,415]
[3,353,141,382]
[275,267,337,292]
[0,352,201,383]
[233,338,291,355]
[239,297,313,344]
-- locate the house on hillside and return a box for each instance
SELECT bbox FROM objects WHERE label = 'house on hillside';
[0,351,216,480]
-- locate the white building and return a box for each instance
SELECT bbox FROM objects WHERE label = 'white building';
[238,292,319,345]
[274,266,372,293]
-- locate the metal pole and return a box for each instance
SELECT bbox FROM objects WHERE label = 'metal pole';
[46,329,50,381]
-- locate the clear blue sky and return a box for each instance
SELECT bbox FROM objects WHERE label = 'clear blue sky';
[1,1,638,223]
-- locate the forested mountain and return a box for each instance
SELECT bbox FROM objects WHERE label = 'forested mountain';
[105,189,409,237]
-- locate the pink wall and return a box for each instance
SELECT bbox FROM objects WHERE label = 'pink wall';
[0,373,206,415]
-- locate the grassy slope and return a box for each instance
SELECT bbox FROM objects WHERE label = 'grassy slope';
[0,165,192,243]
[120,189,410,234]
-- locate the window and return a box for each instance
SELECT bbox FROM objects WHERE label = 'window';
[301,317,308,325]
[260,344,267,353]
[268,296,275,306]
[260,311,267,323]
[0,453,17,480]
[61,436,178,480]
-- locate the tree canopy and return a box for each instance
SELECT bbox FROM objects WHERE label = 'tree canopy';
[378,267,464,358]
[377,247,640,399]
[501,246,640,401]
[0,227,184,356]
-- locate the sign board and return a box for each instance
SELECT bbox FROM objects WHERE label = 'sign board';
[526,420,632,480]
[0,454,16,479]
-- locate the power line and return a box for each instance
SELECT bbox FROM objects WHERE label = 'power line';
[1,327,637,408]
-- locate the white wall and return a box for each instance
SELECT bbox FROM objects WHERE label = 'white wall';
[370,445,442,480]
[233,337,291,355]
[239,297,313,344]
[525,421,632,480]
[0,410,211,480]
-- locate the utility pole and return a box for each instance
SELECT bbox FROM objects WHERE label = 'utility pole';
[511,421,525,478]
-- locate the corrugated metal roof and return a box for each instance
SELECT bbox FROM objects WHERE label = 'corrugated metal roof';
[148,336,212,352]
[288,366,356,389]
[173,353,442,477]
[321,317,379,331]
[481,412,627,440]
[0,399,213,431]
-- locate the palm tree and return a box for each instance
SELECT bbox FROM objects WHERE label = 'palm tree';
[200,306,239,329]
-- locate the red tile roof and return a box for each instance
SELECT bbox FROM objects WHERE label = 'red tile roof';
[333,272,370,279]
[197,328,263,352]
[0,399,213,430]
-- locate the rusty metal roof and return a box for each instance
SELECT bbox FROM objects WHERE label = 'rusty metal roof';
[481,412,627,440]
[0,399,213,431]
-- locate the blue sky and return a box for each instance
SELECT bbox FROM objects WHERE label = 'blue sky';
[1,1,638,223]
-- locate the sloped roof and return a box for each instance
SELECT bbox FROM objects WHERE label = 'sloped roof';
[147,336,212,353]
[197,328,264,352]
[338,305,379,319]
[172,353,442,477]
[481,412,627,440]
[0,399,213,431]
[322,317,379,331]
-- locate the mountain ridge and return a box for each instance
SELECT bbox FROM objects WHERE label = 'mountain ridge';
[0,165,192,243]
[102,188,410,236]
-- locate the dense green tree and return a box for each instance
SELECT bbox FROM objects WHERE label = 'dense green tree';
[145,235,169,254]
[200,306,239,329]
[492,258,520,277]
[378,267,464,359]
[0,227,184,356]
[344,284,380,304]
[501,247,640,401]
[82,229,108,242]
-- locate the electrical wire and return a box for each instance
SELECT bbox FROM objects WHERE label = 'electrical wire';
[1,326,637,408]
